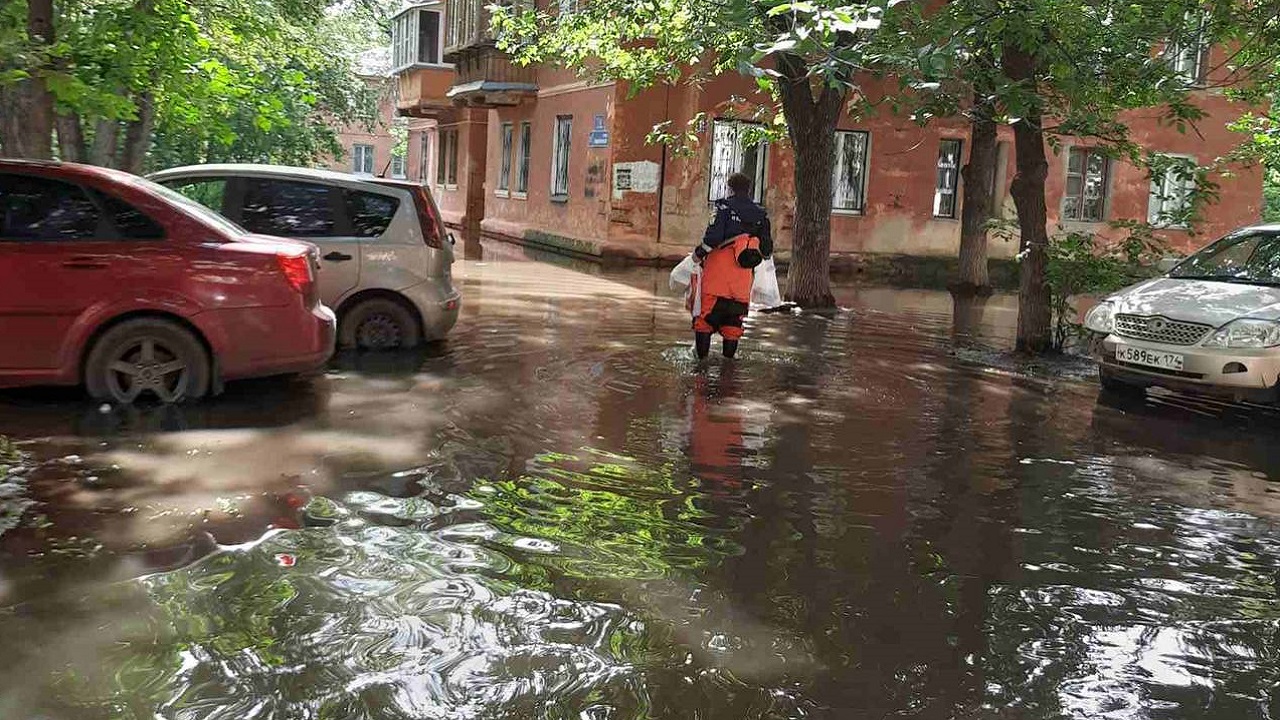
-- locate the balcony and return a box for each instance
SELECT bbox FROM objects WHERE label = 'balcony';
[396,65,456,118]
[443,0,538,107]
[391,2,457,118]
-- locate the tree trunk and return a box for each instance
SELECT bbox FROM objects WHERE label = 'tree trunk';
[56,113,87,162]
[91,118,120,167]
[955,91,998,294]
[777,53,845,309]
[1002,43,1053,354]
[0,0,55,159]
[120,90,156,174]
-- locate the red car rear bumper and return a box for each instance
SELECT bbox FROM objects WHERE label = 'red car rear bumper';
[202,303,336,382]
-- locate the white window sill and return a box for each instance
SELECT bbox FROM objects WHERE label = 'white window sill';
[831,208,865,217]
[931,215,959,221]
[495,189,510,198]
[551,194,569,204]
[512,192,528,200]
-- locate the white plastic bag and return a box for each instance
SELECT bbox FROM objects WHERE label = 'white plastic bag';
[751,256,782,309]
[669,254,698,290]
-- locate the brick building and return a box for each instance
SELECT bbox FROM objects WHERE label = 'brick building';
[390,0,1262,266]
[324,49,424,182]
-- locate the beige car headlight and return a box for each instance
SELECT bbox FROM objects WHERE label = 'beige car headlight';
[1083,302,1115,334]
[1203,319,1280,348]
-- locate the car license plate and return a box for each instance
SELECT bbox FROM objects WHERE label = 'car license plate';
[1116,345,1184,371]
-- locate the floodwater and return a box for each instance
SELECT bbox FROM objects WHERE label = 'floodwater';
[1,247,1278,719]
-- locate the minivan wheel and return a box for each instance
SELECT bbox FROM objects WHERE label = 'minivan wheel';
[85,319,210,404]
[1098,367,1146,399]
[341,298,421,350]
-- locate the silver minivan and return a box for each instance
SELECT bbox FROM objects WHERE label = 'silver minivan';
[149,164,460,349]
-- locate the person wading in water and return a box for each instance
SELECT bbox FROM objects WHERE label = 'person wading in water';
[689,172,773,359]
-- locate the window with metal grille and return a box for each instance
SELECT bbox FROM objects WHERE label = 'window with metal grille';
[933,139,962,219]
[708,120,767,204]
[1063,148,1109,222]
[551,115,572,200]
[831,130,869,213]
[391,153,406,179]
[516,122,532,195]
[498,122,514,194]
[1148,155,1197,228]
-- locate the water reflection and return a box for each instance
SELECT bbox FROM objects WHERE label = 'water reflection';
[1,256,1278,719]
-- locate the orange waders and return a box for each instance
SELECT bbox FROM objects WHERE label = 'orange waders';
[689,233,762,357]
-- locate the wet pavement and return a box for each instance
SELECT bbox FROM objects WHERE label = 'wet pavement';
[1,247,1278,719]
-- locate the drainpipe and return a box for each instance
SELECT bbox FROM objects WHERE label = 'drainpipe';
[654,83,672,250]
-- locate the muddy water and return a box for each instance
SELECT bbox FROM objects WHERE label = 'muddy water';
[1,252,1278,719]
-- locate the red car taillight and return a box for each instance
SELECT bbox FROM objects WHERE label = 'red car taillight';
[276,252,317,305]
[412,187,443,249]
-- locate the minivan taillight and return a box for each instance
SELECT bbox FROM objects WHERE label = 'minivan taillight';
[276,252,317,305]
[412,187,443,249]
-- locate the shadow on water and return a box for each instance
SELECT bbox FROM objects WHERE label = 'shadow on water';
[1,256,1278,719]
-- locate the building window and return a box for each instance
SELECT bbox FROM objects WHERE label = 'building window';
[436,129,458,188]
[392,7,443,70]
[1063,148,1109,222]
[551,115,572,200]
[353,144,374,175]
[709,120,767,204]
[1167,15,1209,84]
[1148,155,1197,228]
[933,139,962,219]
[419,133,431,182]
[516,122,532,196]
[390,153,406,179]
[498,122,514,195]
[831,130,869,213]
[447,129,458,186]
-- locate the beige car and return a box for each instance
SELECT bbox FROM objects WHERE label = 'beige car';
[150,165,460,349]
[1086,225,1280,402]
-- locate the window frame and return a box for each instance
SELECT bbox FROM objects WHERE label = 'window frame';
[419,132,431,183]
[708,119,768,205]
[1166,14,1210,85]
[1147,153,1198,229]
[0,174,168,243]
[551,115,573,202]
[390,6,447,72]
[436,128,459,191]
[236,177,347,239]
[515,121,532,198]
[497,122,514,196]
[830,129,870,215]
[390,153,406,179]
[1062,147,1111,224]
[932,138,963,220]
[352,144,375,176]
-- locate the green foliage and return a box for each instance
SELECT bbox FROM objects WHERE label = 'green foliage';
[1045,227,1168,351]
[1,0,385,168]
[1265,171,1280,224]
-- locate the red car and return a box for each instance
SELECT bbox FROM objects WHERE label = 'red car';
[0,160,336,403]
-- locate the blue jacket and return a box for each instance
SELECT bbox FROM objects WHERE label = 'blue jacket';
[698,194,773,259]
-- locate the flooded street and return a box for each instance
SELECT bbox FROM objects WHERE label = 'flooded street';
[1,249,1278,719]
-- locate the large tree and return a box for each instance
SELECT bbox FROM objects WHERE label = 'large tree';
[0,0,388,170]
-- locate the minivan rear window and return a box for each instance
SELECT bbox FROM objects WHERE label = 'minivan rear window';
[345,190,400,238]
